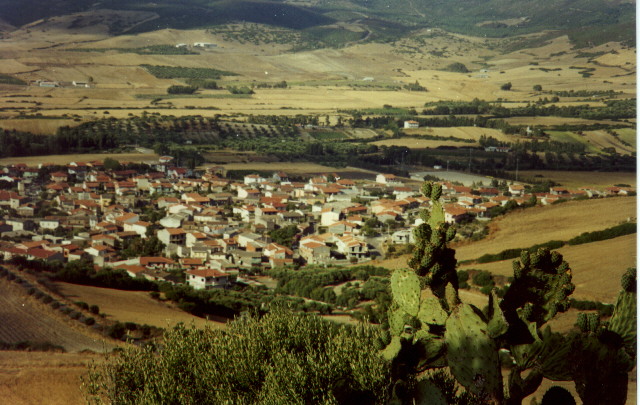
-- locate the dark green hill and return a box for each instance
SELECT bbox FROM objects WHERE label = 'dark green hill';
[0,0,634,46]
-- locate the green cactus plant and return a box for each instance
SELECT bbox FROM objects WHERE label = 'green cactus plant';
[382,182,635,405]
[445,303,503,402]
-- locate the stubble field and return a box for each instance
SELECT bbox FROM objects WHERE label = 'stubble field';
[54,282,226,329]
[453,196,636,261]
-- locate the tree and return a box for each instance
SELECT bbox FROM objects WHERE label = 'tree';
[85,311,390,404]
[103,157,122,171]
[533,84,543,91]
[501,82,513,91]
[269,225,299,247]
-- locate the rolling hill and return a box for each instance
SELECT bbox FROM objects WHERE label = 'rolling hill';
[0,0,634,47]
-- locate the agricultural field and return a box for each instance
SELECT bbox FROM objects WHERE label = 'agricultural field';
[0,152,159,166]
[453,196,636,262]
[0,279,109,353]
[0,118,81,135]
[54,283,226,329]
[459,233,637,303]
[515,170,637,188]
[0,351,100,405]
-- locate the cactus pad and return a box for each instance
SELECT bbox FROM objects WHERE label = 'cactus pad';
[413,378,448,405]
[382,336,403,361]
[417,289,448,325]
[445,303,503,400]
[391,268,421,317]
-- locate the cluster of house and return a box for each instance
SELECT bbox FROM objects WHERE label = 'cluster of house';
[0,157,634,291]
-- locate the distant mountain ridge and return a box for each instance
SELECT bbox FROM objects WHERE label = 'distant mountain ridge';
[0,0,634,46]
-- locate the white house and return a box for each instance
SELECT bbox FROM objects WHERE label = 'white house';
[376,173,402,185]
[186,268,230,290]
[404,120,419,129]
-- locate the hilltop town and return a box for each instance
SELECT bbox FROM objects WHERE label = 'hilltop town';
[0,156,634,292]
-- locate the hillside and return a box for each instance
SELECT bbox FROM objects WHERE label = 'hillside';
[453,196,636,261]
[0,279,110,353]
[0,0,634,47]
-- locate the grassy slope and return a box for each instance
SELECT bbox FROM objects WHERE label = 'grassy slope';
[54,282,227,329]
[459,233,636,302]
[453,197,637,262]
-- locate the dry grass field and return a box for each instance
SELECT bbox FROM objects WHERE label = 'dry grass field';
[0,351,100,405]
[0,119,81,135]
[55,282,226,329]
[515,170,637,188]
[459,234,636,302]
[372,127,516,149]
[209,161,379,177]
[0,279,110,353]
[453,197,636,262]
[0,152,159,166]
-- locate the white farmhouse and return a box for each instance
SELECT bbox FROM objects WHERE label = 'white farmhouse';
[186,268,230,290]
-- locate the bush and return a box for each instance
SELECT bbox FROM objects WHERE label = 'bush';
[107,322,127,340]
[167,85,198,95]
[85,317,96,326]
[90,304,100,314]
[85,311,389,404]
[501,82,512,91]
[472,270,494,287]
[75,301,89,310]
[567,222,636,246]
[443,62,469,73]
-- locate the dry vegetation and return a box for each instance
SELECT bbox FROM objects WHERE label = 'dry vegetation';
[0,152,159,166]
[54,282,226,329]
[459,234,636,302]
[517,170,637,188]
[0,351,100,405]
[453,197,636,261]
[0,279,109,353]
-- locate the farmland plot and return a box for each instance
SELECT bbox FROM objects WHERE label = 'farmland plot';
[453,196,636,261]
[0,280,108,353]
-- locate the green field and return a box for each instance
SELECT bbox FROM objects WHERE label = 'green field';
[311,131,347,140]
[546,130,600,153]
[615,128,637,149]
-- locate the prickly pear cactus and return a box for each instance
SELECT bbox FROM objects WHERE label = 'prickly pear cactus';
[607,267,636,356]
[408,182,458,297]
[390,268,421,317]
[445,303,503,402]
[501,248,575,342]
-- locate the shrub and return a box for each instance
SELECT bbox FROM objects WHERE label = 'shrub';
[167,85,198,95]
[472,270,494,287]
[85,317,96,326]
[90,304,100,314]
[107,322,127,340]
[75,301,89,310]
[85,311,389,404]
[501,82,512,91]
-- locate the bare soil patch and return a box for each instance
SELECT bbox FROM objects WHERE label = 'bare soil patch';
[55,282,226,329]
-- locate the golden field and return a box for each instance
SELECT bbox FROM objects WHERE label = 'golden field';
[54,282,226,329]
[453,197,636,261]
